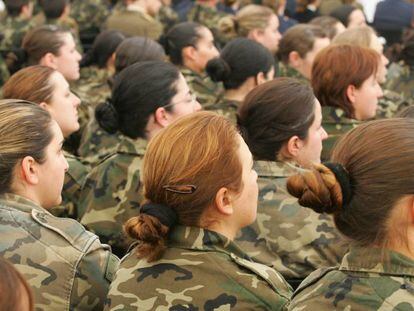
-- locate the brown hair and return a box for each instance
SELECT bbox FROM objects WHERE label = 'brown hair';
[396,106,414,119]
[219,4,275,39]
[287,118,414,248]
[3,65,56,104]
[310,16,344,40]
[238,78,316,161]
[124,112,243,261]
[278,24,328,64]
[0,257,34,311]
[311,44,379,118]
[0,100,53,194]
[332,25,376,48]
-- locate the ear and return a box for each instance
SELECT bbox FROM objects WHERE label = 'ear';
[182,46,197,62]
[39,102,50,111]
[247,29,262,42]
[39,53,58,69]
[20,156,40,186]
[214,187,234,216]
[285,135,304,158]
[256,72,267,85]
[61,4,70,19]
[288,51,302,68]
[154,107,170,128]
[346,84,357,104]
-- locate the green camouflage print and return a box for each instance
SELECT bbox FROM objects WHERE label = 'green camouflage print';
[106,225,292,310]
[0,193,119,310]
[70,0,110,34]
[321,106,360,161]
[157,5,180,32]
[386,62,414,104]
[80,137,147,257]
[236,161,346,281]
[180,67,224,108]
[0,54,10,87]
[205,97,240,123]
[376,88,411,119]
[78,116,123,166]
[289,246,414,310]
[277,63,309,85]
[0,16,35,52]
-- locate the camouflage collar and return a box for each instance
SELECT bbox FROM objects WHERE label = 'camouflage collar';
[254,160,299,178]
[339,246,414,277]
[277,63,309,84]
[79,66,110,84]
[180,67,206,79]
[0,193,46,213]
[322,106,360,125]
[169,226,252,261]
[116,136,147,156]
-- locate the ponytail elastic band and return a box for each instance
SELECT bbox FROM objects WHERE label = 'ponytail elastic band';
[324,162,352,207]
[140,203,178,228]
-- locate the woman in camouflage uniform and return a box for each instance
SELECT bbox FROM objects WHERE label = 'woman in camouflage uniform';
[288,118,414,309]
[205,37,275,123]
[0,100,118,310]
[236,78,345,289]
[106,111,292,310]
[3,65,86,220]
[80,61,201,257]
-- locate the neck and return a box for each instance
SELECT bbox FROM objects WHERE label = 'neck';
[183,60,203,75]
[204,222,237,241]
[224,88,249,103]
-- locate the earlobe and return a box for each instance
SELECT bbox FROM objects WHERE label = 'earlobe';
[182,46,197,62]
[215,187,234,216]
[288,51,301,68]
[39,102,50,111]
[20,156,39,186]
[154,107,170,128]
[286,136,302,158]
[347,84,357,104]
[39,53,57,69]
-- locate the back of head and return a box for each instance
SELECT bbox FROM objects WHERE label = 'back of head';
[3,65,55,104]
[309,16,344,40]
[206,38,274,90]
[95,61,179,138]
[4,0,29,17]
[81,30,125,68]
[238,78,315,161]
[278,24,328,64]
[124,111,243,261]
[219,4,274,39]
[396,106,414,118]
[330,4,356,27]
[0,99,53,195]
[40,0,68,19]
[160,22,203,66]
[287,118,414,248]
[114,36,165,74]
[311,44,379,118]
[332,25,375,49]
[400,31,414,67]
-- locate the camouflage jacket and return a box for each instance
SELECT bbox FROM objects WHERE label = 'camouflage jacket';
[78,115,123,165]
[289,246,414,310]
[106,225,292,310]
[0,193,119,310]
[376,88,411,119]
[386,62,414,105]
[321,106,360,161]
[158,5,180,32]
[205,96,240,123]
[80,137,147,258]
[236,161,346,280]
[180,67,224,108]
[0,16,34,52]
[277,63,309,85]
[70,0,110,33]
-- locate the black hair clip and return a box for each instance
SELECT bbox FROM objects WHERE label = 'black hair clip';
[163,185,197,194]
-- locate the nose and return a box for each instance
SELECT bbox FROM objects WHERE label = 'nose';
[73,94,81,108]
[321,126,328,140]
[381,54,389,66]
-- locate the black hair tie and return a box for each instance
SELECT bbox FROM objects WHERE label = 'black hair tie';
[324,162,352,207]
[140,203,178,228]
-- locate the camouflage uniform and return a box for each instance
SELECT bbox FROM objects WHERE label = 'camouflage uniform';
[158,5,180,32]
[376,88,411,119]
[106,226,292,310]
[386,62,414,105]
[181,67,224,108]
[0,54,9,87]
[80,137,147,257]
[289,246,414,310]
[0,193,119,310]
[236,161,346,282]
[205,96,240,123]
[70,0,110,34]
[78,116,123,166]
[321,106,360,161]
[277,63,309,85]
[0,15,34,52]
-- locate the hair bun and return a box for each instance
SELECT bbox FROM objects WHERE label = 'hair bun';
[95,98,120,134]
[206,57,231,82]
[158,34,170,55]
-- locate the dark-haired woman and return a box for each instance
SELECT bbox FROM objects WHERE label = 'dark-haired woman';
[236,78,345,288]
[106,111,292,310]
[287,118,414,309]
[80,61,201,257]
[206,38,275,122]
[162,22,223,107]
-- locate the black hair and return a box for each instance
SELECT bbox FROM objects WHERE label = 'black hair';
[95,61,180,139]
[40,0,68,19]
[81,30,125,68]
[206,38,274,90]
[330,4,359,27]
[160,22,204,66]
[4,0,30,17]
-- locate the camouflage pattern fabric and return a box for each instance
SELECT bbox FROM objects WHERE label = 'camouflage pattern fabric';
[80,137,147,258]
[0,16,35,52]
[289,246,414,310]
[277,62,309,85]
[0,54,10,87]
[376,88,411,119]
[205,96,240,123]
[158,5,180,33]
[386,62,414,104]
[180,67,224,108]
[0,193,119,310]
[321,106,360,161]
[78,116,123,166]
[70,0,110,34]
[106,225,292,310]
[236,161,346,281]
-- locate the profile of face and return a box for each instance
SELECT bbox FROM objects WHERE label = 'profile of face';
[347,9,366,28]
[253,14,282,54]
[370,34,389,84]
[351,74,383,120]
[35,121,69,209]
[334,22,346,37]
[41,71,81,138]
[192,27,219,73]
[53,33,82,81]
[296,37,330,79]
[294,99,328,167]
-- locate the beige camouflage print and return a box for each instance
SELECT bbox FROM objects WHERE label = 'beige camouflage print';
[376,88,411,119]
[277,63,309,85]
[205,97,240,123]
[106,226,292,310]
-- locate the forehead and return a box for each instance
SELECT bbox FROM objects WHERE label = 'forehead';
[267,14,279,28]
[197,27,214,42]
[59,33,75,49]
[50,71,69,89]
